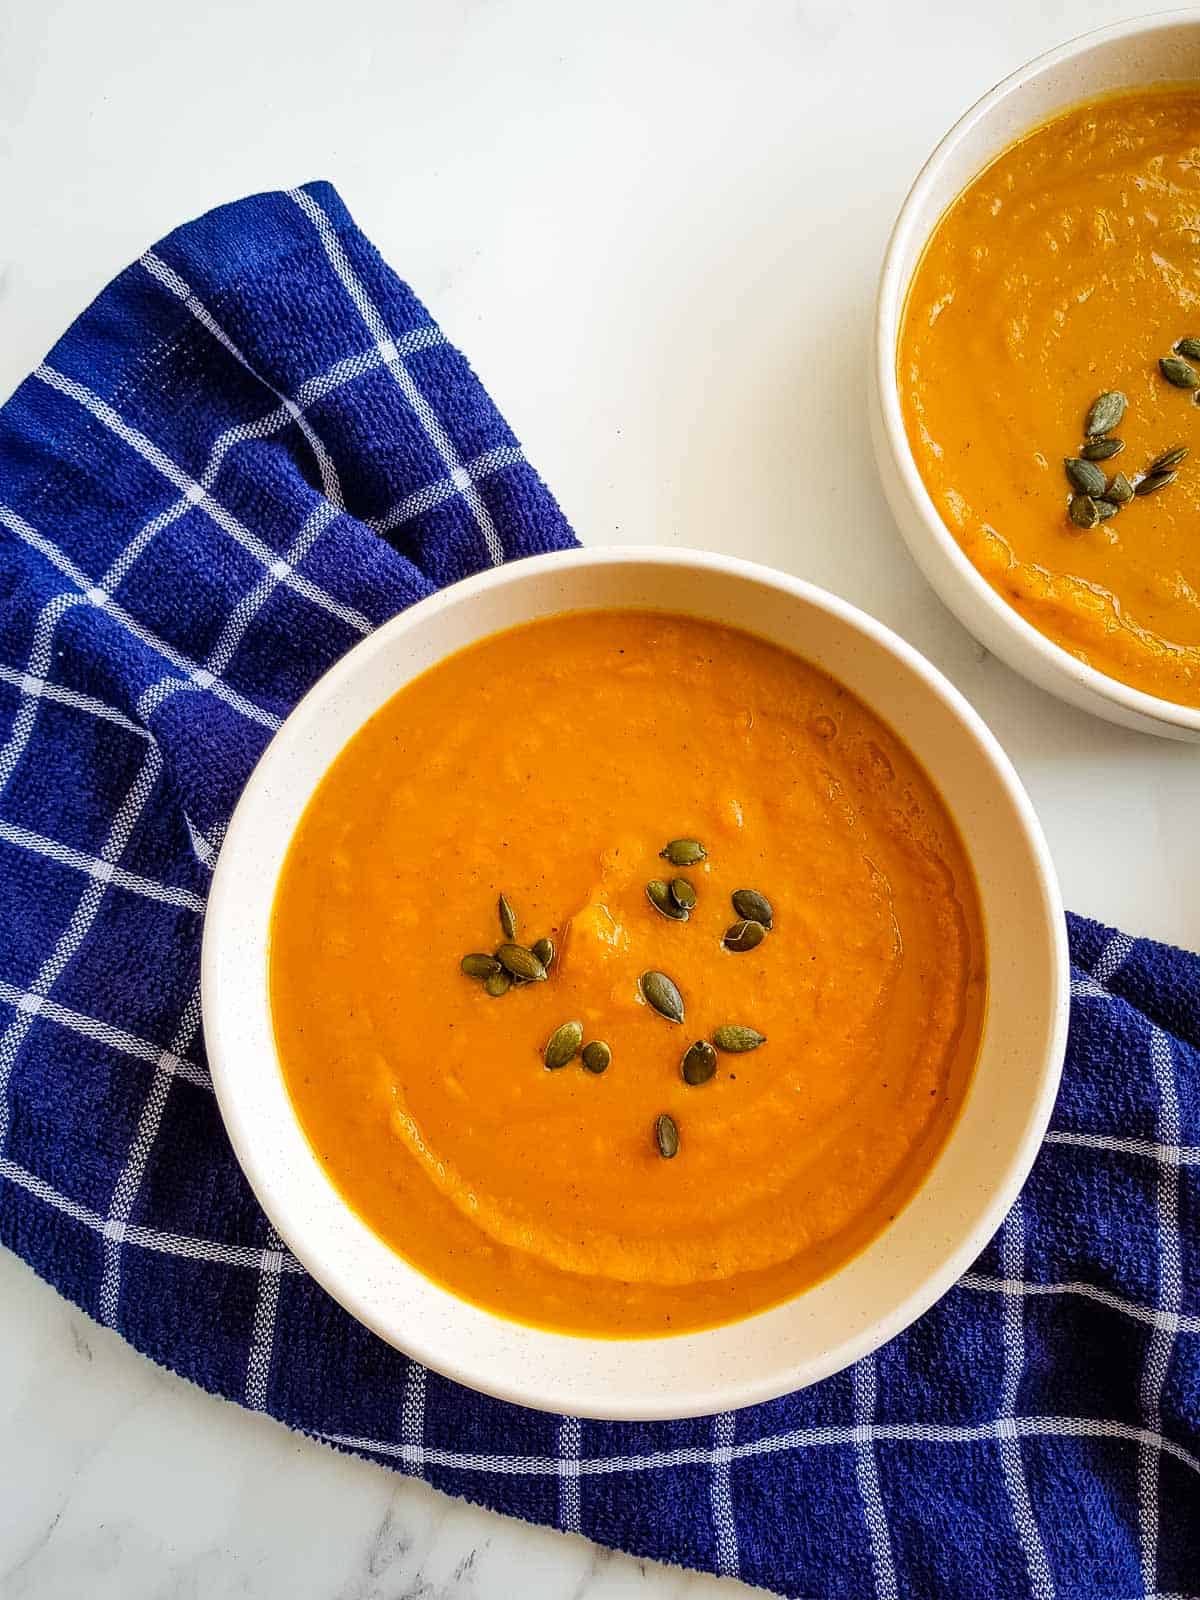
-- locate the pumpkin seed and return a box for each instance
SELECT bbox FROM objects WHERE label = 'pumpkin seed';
[461,952,501,979]
[655,1112,679,1159]
[1064,457,1107,496]
[581,1040,611,1075]
[1136,469,1177,496]
[1084,391,1126,436]
[498,894,518,941]
[1175,336,1200,360]
[646,879,688,921]
[1081,437,1124,462]
[660,838,707,867]
[723,918,766,953]
[1160,355,1200,390]
[1095,499,1119,522]
[544,1020,583,1069]
[1150,444,1189,473]
[731,888,773,929]
[1103,472,1134,505]
[531,937,555,969]
[640,970,684,1023]
[669,877,697,911]
[1068,494,1100,530]
[681,1039,717,1086]
[712,1024,766,1053]
[496,943,548,982]
[484,970,511,998]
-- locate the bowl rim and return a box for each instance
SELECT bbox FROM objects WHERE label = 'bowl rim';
[874,7,1200,736]
[202,544,1069,1418]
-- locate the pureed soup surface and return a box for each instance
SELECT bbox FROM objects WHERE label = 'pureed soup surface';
[271,611,986,1337]
[901,87,1200,708]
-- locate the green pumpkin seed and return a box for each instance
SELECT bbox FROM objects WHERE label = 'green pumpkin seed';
[655,1112,679,1159]
[646,879,688,921]
[681,1039,717,1086]
[581,1040,611,1075]
[712,1025,766,1053]
[723,918,766,953]
[1160,355,1200,390]
[1136,469,1177,496]
[731,889,773,929]
[1064,457,1107,496]
[531,937,555,969]
[461,952,501,979]
[484,969,511,997]
[1103,472,1134,505]
[1068,494,1100,530]
[1084,391,1126,436]
[669,877,697,911]
[640,970,684,1024]
[496,943,548,982]
[1095,499,1119,522]
[1150,444,1189,473]
[544,1021,582,1067]
[1081,437,1124,462]
[498,894,518,941]
[660,838,707,867]
[1175,337,1200,360]
[544,1020,583,1069]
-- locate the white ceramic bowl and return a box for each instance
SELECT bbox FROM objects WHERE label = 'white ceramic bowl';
[872,11,1200,743]
[202,546,1068,1420]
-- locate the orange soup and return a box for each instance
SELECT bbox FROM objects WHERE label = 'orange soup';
[270,611,986,1336]
[901,87,1200,709]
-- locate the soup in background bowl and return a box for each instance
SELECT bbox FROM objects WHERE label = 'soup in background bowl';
[202,547,1067,1418]
[872,12,1200,740]
[901,85,1200,710]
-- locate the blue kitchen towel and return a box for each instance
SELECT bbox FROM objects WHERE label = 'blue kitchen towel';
[0,183,1196,1600]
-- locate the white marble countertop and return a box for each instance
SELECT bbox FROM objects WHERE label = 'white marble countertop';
[1,0,1196,1595]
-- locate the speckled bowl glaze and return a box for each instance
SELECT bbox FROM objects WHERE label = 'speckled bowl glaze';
[201,546,1068,1420]
[871,10,1200,742]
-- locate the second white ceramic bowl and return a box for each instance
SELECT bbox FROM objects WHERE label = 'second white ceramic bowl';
[202,546,1068,1419]
[872,10,1200,742]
